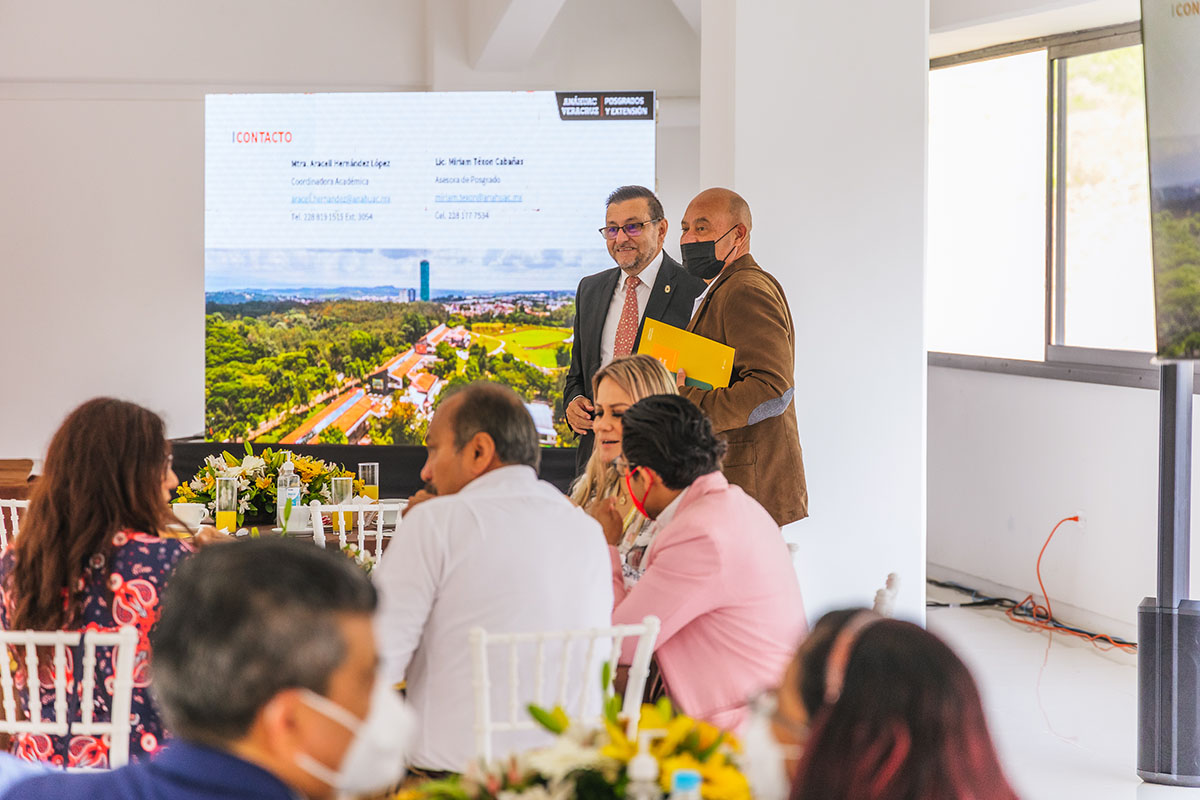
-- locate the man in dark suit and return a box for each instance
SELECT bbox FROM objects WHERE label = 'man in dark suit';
[564,186,704,473]
[676,187,808,527]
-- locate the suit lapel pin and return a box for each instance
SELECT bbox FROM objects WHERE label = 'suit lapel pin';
[664,285,671,293]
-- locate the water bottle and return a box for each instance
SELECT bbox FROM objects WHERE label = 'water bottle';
[277,458,301,530]
[668,769,701,800]
[626,733,663,800]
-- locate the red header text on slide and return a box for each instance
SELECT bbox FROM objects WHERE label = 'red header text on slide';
[233,131,293,143]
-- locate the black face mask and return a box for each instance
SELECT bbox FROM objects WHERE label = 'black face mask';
[681,226,739,280]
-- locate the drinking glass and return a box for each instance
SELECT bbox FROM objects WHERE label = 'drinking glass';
[215,477,237,532]
[358,462,379,501]
[332,476,354,531]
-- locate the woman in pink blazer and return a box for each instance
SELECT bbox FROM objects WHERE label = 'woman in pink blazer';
[598,394,808,732]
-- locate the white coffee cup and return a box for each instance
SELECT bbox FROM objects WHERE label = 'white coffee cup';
[172,503,207,528]
[280,503,310,533]
[380,498,409,526]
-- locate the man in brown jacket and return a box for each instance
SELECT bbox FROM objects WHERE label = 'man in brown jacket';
[674,188,808,526]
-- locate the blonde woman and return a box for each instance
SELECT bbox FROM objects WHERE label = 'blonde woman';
[570,354,676,587]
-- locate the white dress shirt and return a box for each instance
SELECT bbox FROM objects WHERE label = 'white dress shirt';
[373,465,614,771]
[690,281,714,324]
[600,250,664,367]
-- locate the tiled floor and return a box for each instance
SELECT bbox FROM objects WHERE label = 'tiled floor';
[927,590,1200,799]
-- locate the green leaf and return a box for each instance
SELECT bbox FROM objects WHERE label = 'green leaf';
[604,694,622,726]
[601,661,613,693]
[244,440,253,456]
[656,696,673,720]
[696,731,726,762]
[222,451,240,467]
[527,704,567,734]
[414,776,472,800]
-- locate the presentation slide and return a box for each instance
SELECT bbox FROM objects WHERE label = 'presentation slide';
[204,90,655,447]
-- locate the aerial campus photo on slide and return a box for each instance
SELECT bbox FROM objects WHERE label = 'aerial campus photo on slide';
[204,90,655,447]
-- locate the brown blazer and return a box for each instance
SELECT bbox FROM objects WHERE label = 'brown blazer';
[679,254,808,526]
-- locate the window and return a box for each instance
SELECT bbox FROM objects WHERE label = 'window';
[927,51,1048,360]
[1059,44,1155,352]
[928,23,1159,381]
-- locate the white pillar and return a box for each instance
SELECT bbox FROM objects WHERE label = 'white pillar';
[701,0,930,622]
[699,0,736,188]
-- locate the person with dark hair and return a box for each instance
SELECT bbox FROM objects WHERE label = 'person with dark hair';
[3,538,414,800]
[374,381,612,773]
[743,609,1019,800]
[0,397,225,768]
[564,185,704,473]
[677,187,808,527]
[601,394,806,732]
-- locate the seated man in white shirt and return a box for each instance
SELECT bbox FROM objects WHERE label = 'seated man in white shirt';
[373,381,613,774]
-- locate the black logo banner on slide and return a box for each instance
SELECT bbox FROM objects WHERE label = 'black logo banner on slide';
[1144,2,1200,358]
[204,91,655,445]
[555,92,655,121]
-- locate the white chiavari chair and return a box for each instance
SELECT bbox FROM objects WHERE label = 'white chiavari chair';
[469,615,660,763]
[0,625,138,769]
[307,500,404,560]
[873,573,900,617]
[0,499,28,550]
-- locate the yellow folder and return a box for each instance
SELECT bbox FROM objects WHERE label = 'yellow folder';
[637,318,735,390]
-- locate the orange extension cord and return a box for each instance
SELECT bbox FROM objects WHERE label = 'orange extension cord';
[1004,516,1138,654]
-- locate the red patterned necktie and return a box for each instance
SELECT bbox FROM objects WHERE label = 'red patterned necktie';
[613,275,642,357]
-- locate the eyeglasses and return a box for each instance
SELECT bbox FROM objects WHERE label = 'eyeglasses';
[599,219,662,240]
[614,456,635,476]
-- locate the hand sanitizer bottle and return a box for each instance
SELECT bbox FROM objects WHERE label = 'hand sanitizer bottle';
[277,457,301,530]
[627,732,663,800]
[668,769,702,800]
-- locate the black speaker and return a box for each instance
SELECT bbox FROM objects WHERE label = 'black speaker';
[1138,598,1200,785]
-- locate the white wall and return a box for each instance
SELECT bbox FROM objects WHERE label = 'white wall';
[701,0,930,623]
[1,92,209,442]
[927,366,1188,638]
[0,1,427,86]
[0,0,701,457]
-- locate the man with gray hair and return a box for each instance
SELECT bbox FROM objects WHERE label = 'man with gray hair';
[4,538,414,800]
[376,381,612,774]
[564,185,705,473]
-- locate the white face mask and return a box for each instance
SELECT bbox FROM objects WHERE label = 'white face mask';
[294,672,415,795]
[741,695,801,800]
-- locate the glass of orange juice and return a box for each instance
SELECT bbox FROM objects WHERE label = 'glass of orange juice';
[332,476,354,532]
[215,477,237,533]
[358,462,379,501]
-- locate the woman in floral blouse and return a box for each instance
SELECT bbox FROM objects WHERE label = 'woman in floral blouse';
[0,398,207,768]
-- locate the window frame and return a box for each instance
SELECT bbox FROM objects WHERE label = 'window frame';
[926,22,1188,390]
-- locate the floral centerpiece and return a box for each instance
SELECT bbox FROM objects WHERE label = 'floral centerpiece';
[400,684,749,800]
[341,542,377,575]
[173,443,364,526]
